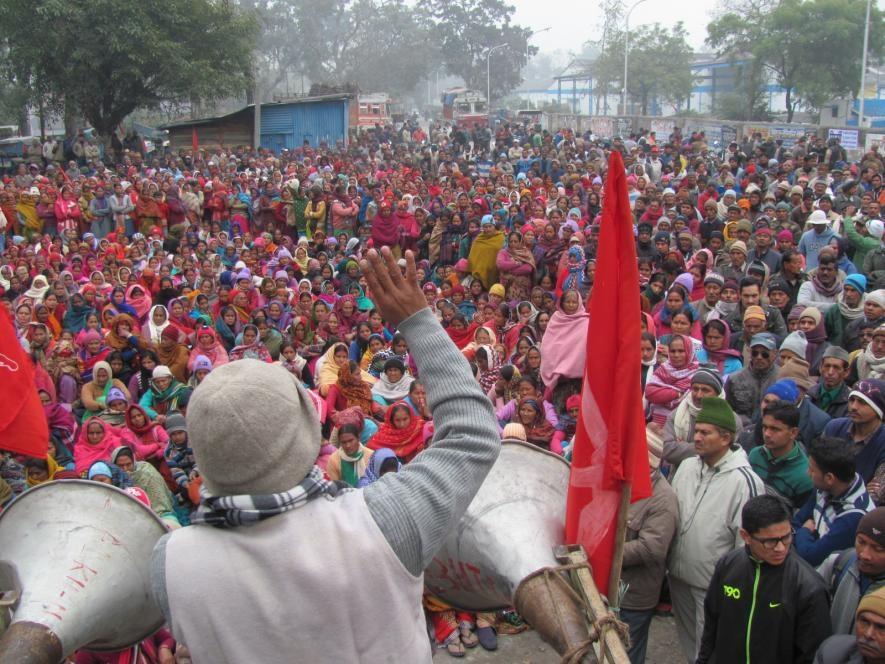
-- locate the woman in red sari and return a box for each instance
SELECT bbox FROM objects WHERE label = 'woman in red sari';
[367,401,426,463]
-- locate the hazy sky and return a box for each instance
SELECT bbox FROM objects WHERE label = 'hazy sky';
[512,0,723,57]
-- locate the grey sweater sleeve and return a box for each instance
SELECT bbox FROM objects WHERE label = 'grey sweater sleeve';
[364,307,500,576]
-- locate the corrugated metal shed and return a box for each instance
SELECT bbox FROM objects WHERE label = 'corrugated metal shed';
[260,98,349,151]
[160,94,350,153]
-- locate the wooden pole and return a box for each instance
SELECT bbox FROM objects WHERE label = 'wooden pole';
[556,545,631,664]
[606,481,632,613]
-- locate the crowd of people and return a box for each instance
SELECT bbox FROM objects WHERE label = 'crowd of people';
[2,118,885,663]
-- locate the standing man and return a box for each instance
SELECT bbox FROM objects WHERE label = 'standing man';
[697,495,831,664]
[749,400,814,509]
[793,437,874,567]
[824,379,885,488]
[798,209,836,271]
[810,347,853,419]
[831,508,885,634]
[726,333,780,424]
[668,397,764,663]
[151,248,499,662]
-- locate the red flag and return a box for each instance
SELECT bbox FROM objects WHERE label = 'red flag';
[0,308,49,457]
[565,151,652,598]
[192,127,199,155]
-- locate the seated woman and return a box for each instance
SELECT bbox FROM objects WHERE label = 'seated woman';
[495,376,557,431]
[80,360,131,422]
[357,448,401,488]
[316,342,352,397]
[371,358,415,409]
[510,397,556,451]
[138,365,191,423]
[539,289,588,396]
[325,422,374,488]
[188,327,230,371]
[105,313,143,364]
[95,387,129,427]
[154,326,190,383]
[326,361,384,422]
[24,456,77,488]
[645,334,699,427]
[228,323,273,363]
[122,403,169,461]
[367,401,426,463]
[111,446,180,528]
[74,417,126,476]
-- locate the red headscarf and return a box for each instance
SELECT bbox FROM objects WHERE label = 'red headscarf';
[367,402,425,463]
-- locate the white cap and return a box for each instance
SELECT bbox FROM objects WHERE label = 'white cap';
[868,219,885,241]
[152,365,173,380]
[807,209,829,225]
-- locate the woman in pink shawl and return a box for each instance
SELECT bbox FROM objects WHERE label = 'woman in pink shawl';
[188,327,230,370]
[74,417,126,476]
[644,334,699,426]
[370,201,400,251]
[125,284,152,323]
[539,289,589,396]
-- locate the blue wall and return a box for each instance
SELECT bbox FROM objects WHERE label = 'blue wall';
[260,100,349,151]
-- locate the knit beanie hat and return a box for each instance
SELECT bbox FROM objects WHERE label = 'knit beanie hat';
[777,359,815,391]
[696,397,737,433]
[161,326,179,343]
[767,277,789,294]
[850,379,885,420]
[845,273,868,294]
[730,240,748,256]
[186,359,321,496]
[106,387,127,405]
[868,289,885,310]
[489,284,506,298]
[780,331,808,359]
[822,346,850,365]
[857,586,885,620]
[867,219,885,241]
[502,422,527,441]
[165,412,188,434]
[193,355,213,373]
[565,394,581,411]
[764,379,800,404]
[799,306,822,327]
[857,508,885,548]
[704,273,725,287]
[691,367,723,393]
[743,305,766,323]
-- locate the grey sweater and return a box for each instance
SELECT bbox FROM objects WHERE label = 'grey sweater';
[152,307,499,617]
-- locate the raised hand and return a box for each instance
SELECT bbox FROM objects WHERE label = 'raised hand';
[359,247,428,328]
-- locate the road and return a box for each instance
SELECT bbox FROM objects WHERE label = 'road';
[431,615,681,663]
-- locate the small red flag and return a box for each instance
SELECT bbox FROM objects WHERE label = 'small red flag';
[192,127,199,156]
[0,308,49,457]
[565,151,652,598]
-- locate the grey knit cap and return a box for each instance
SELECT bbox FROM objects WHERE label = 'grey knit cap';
[780,330,808,359]
[186,359,321,496]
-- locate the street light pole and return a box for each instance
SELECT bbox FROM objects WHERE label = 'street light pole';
[526,26,551,63]
[486,43,508,119]
[859,0,872,128]
[622,0,648,115]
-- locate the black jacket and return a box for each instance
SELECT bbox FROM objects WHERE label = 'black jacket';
[697,547,832,664]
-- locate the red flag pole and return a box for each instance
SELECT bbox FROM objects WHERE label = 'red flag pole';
[607,482,632,611]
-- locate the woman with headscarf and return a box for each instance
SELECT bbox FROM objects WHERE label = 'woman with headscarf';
[371,357,415,408]
[18,187,44,239]
[695,319,742,376]
[326,360,381,420]
[214,305,242,352]
[228,323,273,363]
[74,417,126,476]
[143,304,171,345]
[125,284,152,323]
[475,345,501,394]
[110,446,180,528]
[357,447,401,488]
[154,326,190,383]
[511,396,555,450]
[166,297,196,342]
[539,289,589,396]
[188,327,230,370]
[80,359,130,421]
[367,401,426,463]
[105,312,142,364]
[122,403,169,461]
[62,292,95,334]
[467,215,504,291]
[138,365,191,421]
[496,231,536,302]
[24,455,74,487]
[645,334,699,427]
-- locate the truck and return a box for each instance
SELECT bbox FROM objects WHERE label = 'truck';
[356,93,392,129]
[441,88,488,129]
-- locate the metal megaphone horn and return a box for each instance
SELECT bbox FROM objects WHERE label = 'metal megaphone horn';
[424,440,596,657]
[0,480,168,664]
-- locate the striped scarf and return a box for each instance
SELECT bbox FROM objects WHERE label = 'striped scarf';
[191,466,348,528]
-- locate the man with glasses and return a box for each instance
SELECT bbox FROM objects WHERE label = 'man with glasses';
[793,437,874,567]
[696,495,831,664]
[726,332,780,424]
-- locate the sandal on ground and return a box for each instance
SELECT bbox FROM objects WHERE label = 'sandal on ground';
[445,638,465,658]
[476,626,498,651]
[458,625,478,648]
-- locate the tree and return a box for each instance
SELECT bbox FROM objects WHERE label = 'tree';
[707,0,884,122]
[419,0,534,102]
[0,0,256,142]
[595,23,696,115]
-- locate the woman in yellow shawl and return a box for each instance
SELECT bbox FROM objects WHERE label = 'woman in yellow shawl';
[25,455,62,487]
[16,189,42,240]
[468,215,504,291]
[316,342,375,397]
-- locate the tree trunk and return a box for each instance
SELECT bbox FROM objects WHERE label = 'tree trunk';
[641,92,648,116]
[785,86,794,123]
[17,105,30,137]
[64,100,80,138]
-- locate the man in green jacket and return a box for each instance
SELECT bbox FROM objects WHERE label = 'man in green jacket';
[844,216,883,273]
